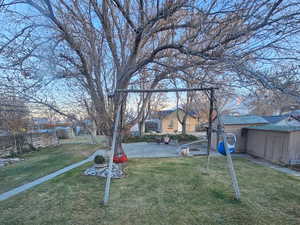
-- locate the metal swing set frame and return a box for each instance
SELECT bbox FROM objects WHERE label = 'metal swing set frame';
[102,87,240,205]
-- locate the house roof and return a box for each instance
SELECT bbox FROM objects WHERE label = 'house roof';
[152,108,197,118]
[0,130,9,136]
[222,115,269,125]
[32,117,49,124]
[286,109,300,117]
[262,115,288,124]
[28,129,56,134]
[284,110,300,122]
[246,124,300,132]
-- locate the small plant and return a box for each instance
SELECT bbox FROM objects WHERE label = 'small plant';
[94,155,106,164]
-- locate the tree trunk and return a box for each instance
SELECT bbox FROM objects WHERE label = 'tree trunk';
[13,134,17,156]
[113,121,127,162]
[182,120,186,134]
[138,121,145,136]
[112,95,127,160]
[85,126,97,144]
[181,114,188,135]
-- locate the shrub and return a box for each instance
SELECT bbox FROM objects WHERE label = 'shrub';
[170,134,198,142]
[94,155,106,164]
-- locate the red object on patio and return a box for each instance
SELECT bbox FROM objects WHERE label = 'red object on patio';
[113,152,128,163]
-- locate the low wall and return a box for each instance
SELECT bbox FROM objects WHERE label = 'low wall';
[0,132,59,157]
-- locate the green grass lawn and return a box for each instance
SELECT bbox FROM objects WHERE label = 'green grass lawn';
[60,135,106,144]
[0,143,103,193]
[1,157,299,225]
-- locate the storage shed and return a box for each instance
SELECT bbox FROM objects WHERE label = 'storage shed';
[211,115,269,152]
[245,125,300,165]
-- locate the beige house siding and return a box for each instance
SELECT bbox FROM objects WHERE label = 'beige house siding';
[160,111,197,133]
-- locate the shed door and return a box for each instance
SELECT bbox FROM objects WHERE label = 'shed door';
[265,135,285,163]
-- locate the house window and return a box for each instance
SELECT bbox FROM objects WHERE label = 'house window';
[168,120,174,128]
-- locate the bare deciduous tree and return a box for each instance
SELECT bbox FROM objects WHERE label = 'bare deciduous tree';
[1,0,299,158]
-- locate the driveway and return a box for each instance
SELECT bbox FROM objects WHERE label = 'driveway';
[123,142,179,158]
[122,142,216,158]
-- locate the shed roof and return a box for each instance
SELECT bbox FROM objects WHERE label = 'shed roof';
[246,124,300,132]
[222,115,269,125]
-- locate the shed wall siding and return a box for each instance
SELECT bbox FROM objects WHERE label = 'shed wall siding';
[211,123,266,152]
[246,130,266,158]
[288,131,300,163]
[246,130,290,164]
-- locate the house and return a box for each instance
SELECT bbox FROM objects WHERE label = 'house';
[211,115,269,152]
[147,109,198,133]
[245,125,300,165]
[32,117,50,129]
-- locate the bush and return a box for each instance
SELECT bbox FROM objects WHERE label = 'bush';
[169,134,198,142]
[123,134,198,143]
[94,155,106,164]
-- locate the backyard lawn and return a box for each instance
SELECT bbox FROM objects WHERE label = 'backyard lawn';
[0,143,103,193]
[1,156,299,225]
[60,135,106,144]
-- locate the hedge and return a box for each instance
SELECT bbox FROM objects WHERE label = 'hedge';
[123,134,198,143]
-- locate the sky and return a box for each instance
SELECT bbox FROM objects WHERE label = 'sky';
[1,1,299,120]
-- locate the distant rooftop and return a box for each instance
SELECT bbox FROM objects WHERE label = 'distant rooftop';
[246,124,300,132]
[262,115,288,124]
[286,109,300,116]
[152,108,197,118]
[222,115,269,125]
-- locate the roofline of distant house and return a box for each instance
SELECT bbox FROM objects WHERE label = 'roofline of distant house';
[153,108,197,119]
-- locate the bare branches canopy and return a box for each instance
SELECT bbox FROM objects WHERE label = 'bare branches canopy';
[0,0,300,139]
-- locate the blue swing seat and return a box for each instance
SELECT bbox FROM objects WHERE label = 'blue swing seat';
[217,141,235,156]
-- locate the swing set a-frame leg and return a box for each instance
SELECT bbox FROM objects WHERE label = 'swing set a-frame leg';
[102,103,122,205]
[206,89,214,172]
[222,133,241,200]
[214,97,241,200]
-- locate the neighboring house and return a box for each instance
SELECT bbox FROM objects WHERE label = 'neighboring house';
[32,117,50,129]
[147,109,198,133]
[211,115,269,152]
